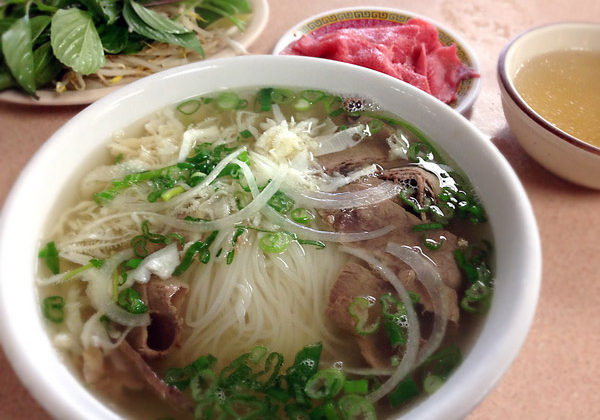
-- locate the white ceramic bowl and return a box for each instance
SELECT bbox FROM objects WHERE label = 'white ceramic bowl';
[272,7,481,115]
[0,55,540,420]
[498,22,600,189]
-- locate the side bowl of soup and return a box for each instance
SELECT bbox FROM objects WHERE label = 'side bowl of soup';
[498,22,600,189]
[0,55,540,420]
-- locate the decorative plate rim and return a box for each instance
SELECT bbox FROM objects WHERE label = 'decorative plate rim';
[272,7,481,115]
[0,0,269,107]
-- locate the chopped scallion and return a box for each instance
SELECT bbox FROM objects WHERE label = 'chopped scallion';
[42,295,65,323]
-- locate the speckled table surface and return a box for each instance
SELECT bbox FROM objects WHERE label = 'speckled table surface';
[1,0,599,419]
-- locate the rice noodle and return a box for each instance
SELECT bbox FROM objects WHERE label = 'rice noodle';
[339,246,420,403]
[386,243,448,364]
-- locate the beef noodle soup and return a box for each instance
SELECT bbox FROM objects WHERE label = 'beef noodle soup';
[37,87,494,419]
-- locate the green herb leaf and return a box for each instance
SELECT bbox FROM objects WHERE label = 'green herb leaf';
[117,288,148,314]
[38,241,60,274]
[33,42,62,87]
[51,8,105,75]
[123,0,204,57]
[29,15,51,44]
[98,22,128,54]
[42,295,65,323]
[129,0,191,34]
[1,16,36,95]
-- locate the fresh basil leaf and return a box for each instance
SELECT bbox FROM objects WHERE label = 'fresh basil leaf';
[0,66,15,90]
[30,15,51,44]
[51,8,105,75]
[97,0,120,24]
[1,16,36,95]
[78,0,120,24]
[33,42,62,87]
[99,22,128,54]
[0,18,17,36]
[123,0,204,57]
[32,0,59,13]
[129,0,191,34]
[121,33,145,54]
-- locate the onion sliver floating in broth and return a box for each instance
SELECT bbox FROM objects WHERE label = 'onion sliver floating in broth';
[37,87,494,419]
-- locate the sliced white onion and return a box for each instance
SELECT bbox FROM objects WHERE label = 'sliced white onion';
[317,164,379,192]
[313,124,367,156]
[129,242,180,284]
[232,158,260,197]
[145,166,286,233]
[340,246,420,403]
[283,181,402,210]
[261,206,396,243]
[386,243,448,365]
[81,312,134,351]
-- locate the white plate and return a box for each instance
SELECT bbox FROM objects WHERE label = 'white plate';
[0,0,269,106]
[273,7,481,115]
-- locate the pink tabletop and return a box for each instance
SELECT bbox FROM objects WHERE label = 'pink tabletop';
[1,0,599,418]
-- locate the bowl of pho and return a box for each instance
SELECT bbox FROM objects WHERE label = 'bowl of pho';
[0,55,540,420]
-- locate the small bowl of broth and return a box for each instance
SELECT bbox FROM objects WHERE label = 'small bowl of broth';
[498,22,600,189]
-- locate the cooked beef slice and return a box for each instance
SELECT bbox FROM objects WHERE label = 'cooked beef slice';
[127,277,188,360]
[119,341,194,413]
[379,166,442,209]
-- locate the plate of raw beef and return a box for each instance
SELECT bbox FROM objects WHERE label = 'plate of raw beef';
[274,7,481,114]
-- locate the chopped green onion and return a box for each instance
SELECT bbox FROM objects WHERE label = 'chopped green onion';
[424,235,446,250]
[271,88,296,104]
[408,142,434,162]
[239,129,253,138]
[216,91,241,110]
[267,190,294,213]
[389,377,419,407]
[61,258,105,282]
[329,107,345,117]
[176,99,202,115]
[42,296,65,323]
[259,232,291,253]
[236,99,248,109]
[160,185,185,201]
[367,119,384,135]
[304,368,345,400]
[293,98,310,111]
[349,297,380,335]
[344,379,369,395]
[38,241,60,274]
[301,89,326,103]
[412,222,444,232]
[337,394,376,420]
[257,87,273,112]
[380,294,408,347]
[117,288,148,314]
[290,207,314,224]
[461,280,492,313]
[423,374,445,394]
[174,230,218,275]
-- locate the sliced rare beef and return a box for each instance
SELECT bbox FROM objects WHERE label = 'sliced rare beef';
[281,18,478,103]
[119,341,194,413]
[127,277,188,360]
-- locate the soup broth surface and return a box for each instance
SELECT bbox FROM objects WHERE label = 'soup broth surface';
[37,87,494,419]
[514,49,600,147]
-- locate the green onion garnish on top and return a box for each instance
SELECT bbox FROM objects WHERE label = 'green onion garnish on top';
[38,241,60,274]
[117,288,148,314]
[42,295,65,323]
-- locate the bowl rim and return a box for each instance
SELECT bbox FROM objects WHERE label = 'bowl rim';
[272,6,482,115]
[0,54,540,420]
[497,21,600,156]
